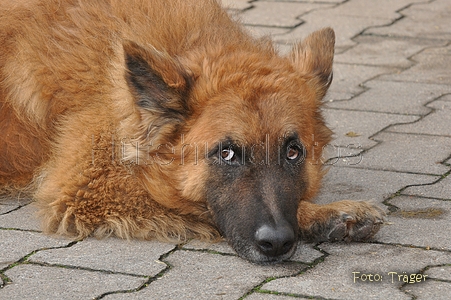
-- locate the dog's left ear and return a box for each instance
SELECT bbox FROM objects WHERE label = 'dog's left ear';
[289,27,335,99]
[123,41,191,132]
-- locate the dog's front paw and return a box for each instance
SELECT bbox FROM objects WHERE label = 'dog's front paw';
[301,200,385,243]
[329,206,385,242]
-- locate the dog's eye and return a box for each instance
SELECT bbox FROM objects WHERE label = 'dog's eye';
[286,142,304,162]
[221,148,235,162]
[287,146,299,160]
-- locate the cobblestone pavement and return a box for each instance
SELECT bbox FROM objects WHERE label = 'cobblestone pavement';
[1,0,451,299]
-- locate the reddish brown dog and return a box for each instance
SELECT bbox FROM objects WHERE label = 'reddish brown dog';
[0,0,384,263]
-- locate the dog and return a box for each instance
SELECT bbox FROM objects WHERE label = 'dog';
[0,0,384,263]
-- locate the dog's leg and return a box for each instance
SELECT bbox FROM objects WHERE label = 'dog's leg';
[35,157,154,239]
[297,200,385,242]
[34,140,217,242]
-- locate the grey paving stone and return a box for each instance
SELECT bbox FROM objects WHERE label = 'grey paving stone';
[265,0,344,3]
[105,250,304,300]
[184,240,324,264]
[323,108,418,149]
[441,94,451,102]
[379,44,451,85]
[244,25,291,39]
[220,0,252,11]
[239,2,331,28]
[388,100,451,137]
[315,167,438,205]
[349,132,451,175]
[378,196,451,250]
[402,280,451,300]
[405,179,451,201]
[335,36,446,68]
[0,197,32,215]
[30,238,176,276]
[183,240,236,255]
[274,42,295,56]
[326,63,394,101]
[2,264,145,300]
[0,203,41,231]
[288,242,324,264]
[425,265,451,281]
[327,80,451,115]
[246,293,310,300]
[321,146,368,168]
[329,0,425,20]
[367,0,451,41]
[260,243,451,300]
[274,8,393,49]
[0,204,18,215]
[0,230,70,270]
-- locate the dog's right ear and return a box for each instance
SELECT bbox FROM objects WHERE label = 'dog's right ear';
[123,41,191,133]
[289,28,335,100]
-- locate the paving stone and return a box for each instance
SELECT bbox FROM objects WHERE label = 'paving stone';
[0,197,32,215]
[0,204,18,215]
[0,231,70,270]
[378,196,451,250]
[367,0,451,40]
[183,240,236,255]
[260,243,451,300]
[388,100,451,137]
[335,36,445,68]
[30,238,176,276]
[349,132,451,175]
[289,242,324,264]
[323,108,418,149]
[402,280,451,300]
[326,63,394,101]
[265,0,345,3]
[425,265,451,281]
[440,94,451,102]
[246,293,310,300]
[184,240,323,264]
[403,175,451,201]
[315,167,438,205]
[239,2,331,28]
[2,264,145,299]
[274,8,393,49]
[244,25,291,39]
[0,203,41,231]
[105,250,305,300]
[274,42,295,56]
[329,0,425,20]
[220,0,252,11]
[327,80,451,115]
[379,44,451,85]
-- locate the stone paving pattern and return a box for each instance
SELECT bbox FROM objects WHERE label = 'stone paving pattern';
[1,0,450,299]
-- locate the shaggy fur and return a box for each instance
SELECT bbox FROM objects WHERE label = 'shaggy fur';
[0,0,384,263]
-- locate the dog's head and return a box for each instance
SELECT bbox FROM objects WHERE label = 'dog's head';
[123,28,334,263]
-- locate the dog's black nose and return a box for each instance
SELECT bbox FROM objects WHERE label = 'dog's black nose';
[255,224,295,258]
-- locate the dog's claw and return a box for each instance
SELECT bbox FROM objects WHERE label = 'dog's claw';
[339,202,385,242]
[306,201,385,243]
[343,213,354,222]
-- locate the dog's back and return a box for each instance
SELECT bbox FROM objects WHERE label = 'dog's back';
[0,0,266,189]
